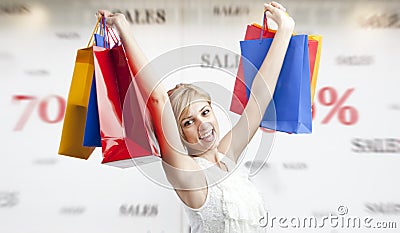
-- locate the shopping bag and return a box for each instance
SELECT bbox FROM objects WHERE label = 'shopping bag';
[308,35,322,103]
[82,27,109,147]
[58,18,102,159]
[93,44,160,168]
[230,21,276,115]
[123,75,161,166]
[230,20,322,115]
[240,17,312,133]
[82,69,101,146]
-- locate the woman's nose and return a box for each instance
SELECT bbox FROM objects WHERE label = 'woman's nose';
[196,117,208,126]
[198,121,213,133]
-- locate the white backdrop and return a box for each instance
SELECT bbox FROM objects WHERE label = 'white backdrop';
[1,0,400,232]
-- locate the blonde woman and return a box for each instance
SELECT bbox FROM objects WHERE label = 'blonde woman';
[99,2,294,232]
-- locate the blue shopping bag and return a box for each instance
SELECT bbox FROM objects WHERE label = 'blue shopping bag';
[83,18,110,146]
[241,34,312,134]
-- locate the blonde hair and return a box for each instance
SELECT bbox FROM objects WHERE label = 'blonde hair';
[167,83,211,137]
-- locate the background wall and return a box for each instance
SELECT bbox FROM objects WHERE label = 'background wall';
[1,0,400,232]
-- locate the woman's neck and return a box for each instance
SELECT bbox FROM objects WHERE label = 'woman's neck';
[192,148,227,170]
[199,148,219,162]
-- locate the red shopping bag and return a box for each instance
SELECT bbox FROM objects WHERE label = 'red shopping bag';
[93,44,160,168]
[230,21,321,115]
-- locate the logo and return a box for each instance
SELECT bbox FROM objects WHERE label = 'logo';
[0,4,30,15]
[0,51,12,61]
[0,191,19,208]
[113,9,166,24]
[312,210,335,218]
[351,138,400,153]
[336,55,374,66]
[33,158,57,165]
[365,202,400,215]
[55,32,80,39]
[59,206,86,215]
[282,162,308,170]
[213,5,249,16]
[200,53,240,69]
[244,160,269,170]
[24,69,50,76]
[359,13,400,28]
[389,104,400,111]
[120,204,158,217]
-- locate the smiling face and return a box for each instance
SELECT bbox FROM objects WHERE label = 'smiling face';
[179,100,220,155]
[168,83,220,156]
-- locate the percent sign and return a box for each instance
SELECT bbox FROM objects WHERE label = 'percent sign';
[12,95,66,131]
[317,87,359,125]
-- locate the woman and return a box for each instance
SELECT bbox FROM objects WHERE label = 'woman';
[98,2,294,232]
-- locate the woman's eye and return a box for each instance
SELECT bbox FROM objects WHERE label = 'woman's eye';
[202,109,210,116]
[183,120,194,127]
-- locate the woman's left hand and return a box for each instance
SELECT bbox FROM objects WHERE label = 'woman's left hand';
[264,1,295,32]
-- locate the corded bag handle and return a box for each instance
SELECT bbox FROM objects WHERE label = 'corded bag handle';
[259,10,292,42]
[101,17,110,48]
[87,16,120,48]
[87,17,102,47]
[107,26,119,46]
[260,10,269,41]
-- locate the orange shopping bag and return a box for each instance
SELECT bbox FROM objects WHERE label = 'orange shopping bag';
[58,18,102,159]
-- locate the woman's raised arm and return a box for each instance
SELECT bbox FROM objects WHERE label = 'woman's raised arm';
[218,2,295,162]
[98,10,204,190]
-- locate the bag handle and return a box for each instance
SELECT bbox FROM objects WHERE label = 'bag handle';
[101,17,110,48]
[87,16,120,48]
[100,17,120,48]
[259,11,267,41]
[259,10,292,41]
[87,17,102,47]
[107,26,119,45]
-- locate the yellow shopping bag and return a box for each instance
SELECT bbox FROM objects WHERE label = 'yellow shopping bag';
[308,35,322,104]
[58,18,101,159]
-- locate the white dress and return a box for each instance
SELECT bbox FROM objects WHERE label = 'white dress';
[181,153,267,233]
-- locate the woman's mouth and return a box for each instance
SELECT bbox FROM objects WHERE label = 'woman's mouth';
[199,129,215,143]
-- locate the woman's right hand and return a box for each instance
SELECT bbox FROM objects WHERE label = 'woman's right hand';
[97,10,128,31]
